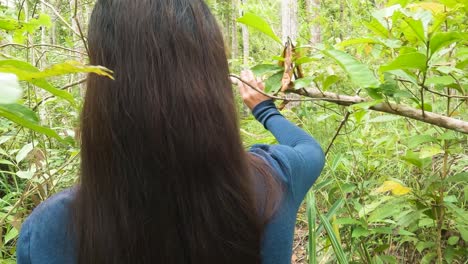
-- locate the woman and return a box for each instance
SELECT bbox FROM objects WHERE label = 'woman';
[17,0,324,263]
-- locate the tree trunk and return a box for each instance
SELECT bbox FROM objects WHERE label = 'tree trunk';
[281,0,298,43]
[231,0,239,60]
[241,0,249,67]
[305,0,321,44]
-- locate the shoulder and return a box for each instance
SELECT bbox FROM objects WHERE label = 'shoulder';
[17,188,77,264]
[24,188,76,227]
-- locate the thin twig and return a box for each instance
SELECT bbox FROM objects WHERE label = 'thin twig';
[73,0,90,57]
[325,111,350,156]
[424,86,468,99]
[32,78,87,111]
[0,43,87,56]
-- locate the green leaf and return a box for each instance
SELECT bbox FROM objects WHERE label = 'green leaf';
[322,49,380,88]
[381,52,427,72]
[419,146,444,159]
[3,227,18,245]
[16,142,34,163]
[318,208,349,264]
[16,169,35,179]
[368,202,402,222]
[293,76,315,89]
[0,60,75,105]
[364,18,389,38]
[334,218,365,226]
[446,172,468,183]
[401,150,431,169]
[250,64,283,76]
[406,135,437,148]
[323,75,340,91]
[426,75,455,86]
[295,56,318,65]
[264,72,283,93]
[430,32,467,55]
[447,236,460,246]
[237,13,282,44]
[0,104,65,143]
[352,226,371,238]
[386,70,418,85]
[339,38,380,47]
[0,103,38,123]
[349,99,384,111]
[306,193,317,264]
[402,16,426,42]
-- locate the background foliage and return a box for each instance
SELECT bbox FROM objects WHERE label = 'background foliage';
[0,0,466,263]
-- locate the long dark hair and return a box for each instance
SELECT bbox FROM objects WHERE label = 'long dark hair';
[73,0,281,263]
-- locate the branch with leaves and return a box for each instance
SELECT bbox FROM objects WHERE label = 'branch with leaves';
[236,13,468,135]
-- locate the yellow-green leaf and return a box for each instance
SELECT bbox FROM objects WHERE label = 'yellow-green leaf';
[376,180,411,196]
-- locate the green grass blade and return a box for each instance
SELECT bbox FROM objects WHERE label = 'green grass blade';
[317,206,349,264]
[306,192,317,264]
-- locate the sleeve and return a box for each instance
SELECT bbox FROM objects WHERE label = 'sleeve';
[17,217,32,264]
[250,100,325,205]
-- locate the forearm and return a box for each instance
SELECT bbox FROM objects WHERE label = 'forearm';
[252,100,318,148]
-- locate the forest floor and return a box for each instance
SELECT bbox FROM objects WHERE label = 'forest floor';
[292,205,309,264]
[292,224,309,264]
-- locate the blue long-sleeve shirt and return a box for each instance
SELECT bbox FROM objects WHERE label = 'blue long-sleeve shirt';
[17,100,325,264]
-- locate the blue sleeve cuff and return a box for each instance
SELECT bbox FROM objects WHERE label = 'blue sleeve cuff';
[251,100,283,129]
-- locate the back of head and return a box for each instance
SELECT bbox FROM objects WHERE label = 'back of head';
[74,0,265,263]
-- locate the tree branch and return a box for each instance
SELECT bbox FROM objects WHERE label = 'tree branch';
[293,88,468,134]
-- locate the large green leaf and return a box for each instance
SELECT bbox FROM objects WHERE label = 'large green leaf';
[0,60,75,105]
[402,16,426,43]
[380,52,427,72]
[322,49,380,88]
[430,32,467,55]
[0,103,64,142]
[0,60,113,81]
[237,13,282,44]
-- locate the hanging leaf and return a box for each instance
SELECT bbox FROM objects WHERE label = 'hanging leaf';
[322,49,380,88]
[237,13,282,44]
[0,104,65,143]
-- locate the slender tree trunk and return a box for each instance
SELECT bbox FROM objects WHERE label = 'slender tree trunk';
[305,0,321,44]
[231,0,239,60]
[281,0,298,43]
[282,0,299,108]
[241,0,249,67]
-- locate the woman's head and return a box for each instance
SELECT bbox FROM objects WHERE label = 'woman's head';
[74,1,280,263]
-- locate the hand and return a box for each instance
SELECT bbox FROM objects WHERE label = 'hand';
[237,70,271,110]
